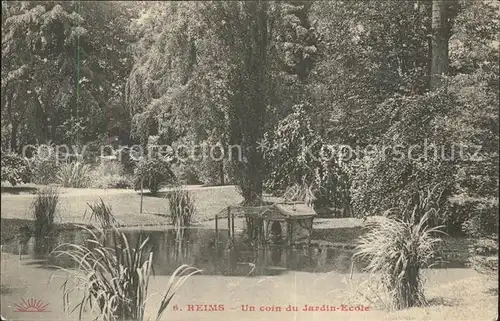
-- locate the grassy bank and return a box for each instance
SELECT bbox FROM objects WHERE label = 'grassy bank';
[1,185,242,227]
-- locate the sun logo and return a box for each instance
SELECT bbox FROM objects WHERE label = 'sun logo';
[13,298,50,312]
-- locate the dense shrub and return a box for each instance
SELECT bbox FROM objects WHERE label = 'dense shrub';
[89,162,133,189]
[172,161,203,185]
[28,146,60,184]
[459,196,499,275]
[197,158,237,186]
[94,175,133,189]
[171,135,231,186]
[1,124,10,152]
[80,135,111,164]
[115,146,137,175]
[350,91,458,220]
[1,152,32,186]
[263,104,350,212]
[133,158,176,194]
[197,157,223,186]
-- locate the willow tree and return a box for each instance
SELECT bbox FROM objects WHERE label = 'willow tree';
[1,1,138,150]
[1,2,85,150]
[127,1,289,204]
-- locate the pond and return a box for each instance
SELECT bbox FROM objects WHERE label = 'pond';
[1,227,467,277]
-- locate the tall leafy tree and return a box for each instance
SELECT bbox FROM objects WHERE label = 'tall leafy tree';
[344,0,498,233]
[1,1,85,150]
[127,1,302,203]
[1,1,138,150]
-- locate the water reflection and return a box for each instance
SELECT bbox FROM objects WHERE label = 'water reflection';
[2,227,467,276]
[33,236,55,259]
[271,248,282,266]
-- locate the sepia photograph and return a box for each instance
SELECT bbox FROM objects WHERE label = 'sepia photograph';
[0,1,498,321]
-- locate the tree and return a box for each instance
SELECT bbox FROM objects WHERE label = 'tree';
[70,1,137,145]
[309,1,433,146]
[1,1,139,151]
[430,0,450,89]
[127,2,285,204]
[263,103,350,213]
[1,2,83,150]
[222,1,273,203]
[446,0,499,272]
[347,0,498,234]
[273,0,318,111]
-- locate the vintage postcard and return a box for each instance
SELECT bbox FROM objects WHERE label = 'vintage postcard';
[1,1,498,321]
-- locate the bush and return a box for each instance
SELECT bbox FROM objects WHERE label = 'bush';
[282,182,316,206]
[167,187,196,227]
[31,186,59,237]
[262,104,349,212]
[57,162,92,188]
[89,162,133,189]
[197,157,223,186]
[181,164,203,185]
[53,227,201,321]
[28,145,60,185]
[92,175,133,189]
[1,124,10,152]
[171,161,203,185]
[190,158,235,186]
[134,158,176,195]
[460,196,499,275]
[351,73,498,233]
[1,153,31,186]
[115,146,137,175]
[468,237,499,275]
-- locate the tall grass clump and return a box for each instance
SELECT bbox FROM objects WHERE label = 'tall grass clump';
[31,186,59,236]
[167,187,196,228]
[52,226,201,321]
[354,191,445,310]
[155,265,202,321]
[57,162,92,188]
[84,198,117,229]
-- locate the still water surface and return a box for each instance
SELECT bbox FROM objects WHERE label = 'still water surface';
[1,227,466,276]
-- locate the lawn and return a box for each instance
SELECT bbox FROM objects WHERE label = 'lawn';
[1,184,242,223]
[1,184,243,243]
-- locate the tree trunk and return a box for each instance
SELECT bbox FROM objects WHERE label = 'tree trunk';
[248,162,263,204]
[219,161,225,185]
[10,122,18,153]
[430,0,449,90]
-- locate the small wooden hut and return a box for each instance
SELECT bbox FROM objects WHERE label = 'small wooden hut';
[230,203,316,246]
